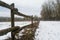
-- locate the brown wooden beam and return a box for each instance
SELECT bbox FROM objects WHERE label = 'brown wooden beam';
[0,1,11,9]
[0,1,33,18]
[13,11,32,18]
[0,26,20,36]
[11,3,15,40]
[0,21,39,36]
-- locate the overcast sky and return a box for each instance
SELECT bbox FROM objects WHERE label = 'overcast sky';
[0,0,48,17]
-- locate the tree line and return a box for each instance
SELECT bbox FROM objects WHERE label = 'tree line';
[0,16,40,22]
[41,0,60,20]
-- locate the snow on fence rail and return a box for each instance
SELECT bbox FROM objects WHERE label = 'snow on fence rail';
[0,1,34,40]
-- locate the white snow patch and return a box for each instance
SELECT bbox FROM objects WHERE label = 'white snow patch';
[35,21,60,40]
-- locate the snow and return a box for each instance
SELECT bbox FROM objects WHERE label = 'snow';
[0,21,60,40]
[35,21,60,40]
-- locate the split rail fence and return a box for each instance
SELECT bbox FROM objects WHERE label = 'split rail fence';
[0,1,34,40]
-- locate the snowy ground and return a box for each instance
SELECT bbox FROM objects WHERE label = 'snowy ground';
[0,21,60,40]
[35,21,60,40]
[0,21,31,40]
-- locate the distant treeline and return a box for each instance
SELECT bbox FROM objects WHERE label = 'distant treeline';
[0,16,40,22]
[0,17,24,22]
[40,0,60,21]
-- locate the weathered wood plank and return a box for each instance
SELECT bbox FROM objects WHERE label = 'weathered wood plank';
[11,3,15,40]
[0,26,20,36]
[0,22,37,36]
[0,1,32,18]
[0,1,11,9]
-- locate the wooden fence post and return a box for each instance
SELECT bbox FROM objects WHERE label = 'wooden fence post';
[31,15,33,27]
[11,3,15,40]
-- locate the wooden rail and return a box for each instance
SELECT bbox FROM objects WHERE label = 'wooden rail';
[0,1,34,40]
[0,22,38,36]
[0,1,32,18]
[0,26,20,36]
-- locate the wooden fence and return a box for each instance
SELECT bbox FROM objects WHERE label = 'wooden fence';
[0,1,34,40]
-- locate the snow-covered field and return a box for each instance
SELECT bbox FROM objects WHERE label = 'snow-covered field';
[35,21,60,40]
[0,21,31,40]
[0,21,60,40]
